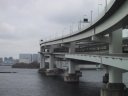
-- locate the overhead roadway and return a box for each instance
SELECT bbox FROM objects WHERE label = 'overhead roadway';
[40,0,127,46]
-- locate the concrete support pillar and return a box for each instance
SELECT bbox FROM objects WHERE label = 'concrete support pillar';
[45,54,58,76]
[38,46,47,74]
[49,54,54,69]
[38,52,46,74]
[55,59,62,69]
[59,60,62,69]
[109,66,123,83]
[68,42,76,74]
[102,65,109,84]
[48,44,56,69]
[64,60,81,82]
[45,45,55,76]
[64,42,81,82]
[69,42,76,53]
[101,28,125,95]
[40,54,45,69]
[109,28,122,53]
[75,65,80,71]
[45,44,65,76]
[101,66,125,96]
[39,46,45,69]
[68,60,75,74]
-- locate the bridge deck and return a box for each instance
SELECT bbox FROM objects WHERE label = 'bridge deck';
[65,53,128,70]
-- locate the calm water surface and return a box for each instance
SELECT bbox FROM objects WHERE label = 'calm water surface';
[0,66,106,96]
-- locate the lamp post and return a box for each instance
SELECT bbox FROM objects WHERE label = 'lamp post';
[62,28,66,39]
[98,3,102,16]
[90,10,93,25]
[69,23,73,36]
[78,15,89,31]
[78,20,82,31]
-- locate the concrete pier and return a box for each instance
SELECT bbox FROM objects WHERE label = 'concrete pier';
[101,66,125,96]
[64,73,79,82]
[64,60,81,82]
[109,28,122,54]
[101,83,125,96]
[101,29,126,96]
[38,52,47,74]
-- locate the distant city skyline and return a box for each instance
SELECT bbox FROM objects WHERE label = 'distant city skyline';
[0,53,40,65]
[0,56,19,65]
[0,0,127,58]
[19,53,40,64]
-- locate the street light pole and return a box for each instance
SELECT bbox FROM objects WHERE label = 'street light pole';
[90,10,93,25]
[62,28,66,42]
[105,0,107,13]
[79,20,82,31]
[98,3,102,16]
[70,23,73,35]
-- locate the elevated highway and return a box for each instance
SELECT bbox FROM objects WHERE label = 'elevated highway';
[39,1,128,95]
[40,0,127,46]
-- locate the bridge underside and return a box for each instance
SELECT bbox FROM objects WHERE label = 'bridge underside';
[65,53,128,71]
[39,0,128,95]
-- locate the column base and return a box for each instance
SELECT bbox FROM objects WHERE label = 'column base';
[38,68,47,74]
[76,71,82,77]
[64,73,80,82]
[45,68,64,76]
[103,73,109,84]
[101,83,125,96]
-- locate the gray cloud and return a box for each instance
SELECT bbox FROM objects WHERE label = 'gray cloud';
[0,0,118,58]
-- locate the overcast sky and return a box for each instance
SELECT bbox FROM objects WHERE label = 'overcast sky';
[0,0,127,59]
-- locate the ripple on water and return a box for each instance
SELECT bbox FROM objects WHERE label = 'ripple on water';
[0,66,128,96]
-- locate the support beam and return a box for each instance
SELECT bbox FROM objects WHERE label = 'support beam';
[68,60,75,74]
[45,45,57,76]
[101,28,125,96]
[68,42,76,74]
[109,28,122,53]
[38,52,47,74]
[91,35,109,43]
[40,54,45,69]
[64,60,82,82]
[69,42,76,53]
[64,42,82,82]
[38,45,47,74]
[109,66,123,83]
[48,44,57,69]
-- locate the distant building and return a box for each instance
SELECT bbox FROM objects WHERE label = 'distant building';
[19,53,40,64]
[19,54,32,64]
[0,58,3,65]
[4,57,14,65]
[32,54,40,63]
[19,54,40,64]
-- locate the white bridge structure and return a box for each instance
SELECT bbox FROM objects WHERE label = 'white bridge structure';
[39,0,128,96]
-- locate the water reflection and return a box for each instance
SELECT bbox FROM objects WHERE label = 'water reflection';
[0,66,104,96]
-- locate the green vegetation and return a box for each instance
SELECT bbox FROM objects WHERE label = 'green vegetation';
[12,62,40,69]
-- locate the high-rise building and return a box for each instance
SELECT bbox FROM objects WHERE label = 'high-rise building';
[32,54,40,63]
[4,57,14,65]
[19,53,40,64]
[19,54,32,64]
